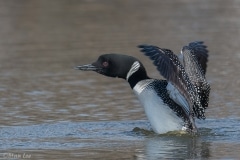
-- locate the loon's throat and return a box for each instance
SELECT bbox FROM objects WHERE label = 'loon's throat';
[133,79,155,94]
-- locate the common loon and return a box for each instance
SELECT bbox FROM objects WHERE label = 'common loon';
[75,41,210,134]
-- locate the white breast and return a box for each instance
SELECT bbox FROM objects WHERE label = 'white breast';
[133,80,184,134]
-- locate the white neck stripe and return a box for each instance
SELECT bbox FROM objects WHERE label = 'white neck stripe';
[126,61,140,81]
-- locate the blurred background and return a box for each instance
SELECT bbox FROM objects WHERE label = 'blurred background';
[0,0,240,159]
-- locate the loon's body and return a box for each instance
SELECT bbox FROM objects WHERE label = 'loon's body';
[133,79,186,133]
[75,41,210,134]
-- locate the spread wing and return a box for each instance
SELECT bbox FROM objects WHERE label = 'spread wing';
[138,44,205,119]
[181,41,208,75]
[180,41,210,111]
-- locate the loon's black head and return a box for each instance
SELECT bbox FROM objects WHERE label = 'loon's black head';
[75,54,149,88]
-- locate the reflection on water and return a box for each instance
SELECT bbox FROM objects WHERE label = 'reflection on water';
[0,0,240,159]
[139,136,210,159]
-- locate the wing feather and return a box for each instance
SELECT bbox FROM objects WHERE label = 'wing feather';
[182,41,209,75]
[138,44,205,119]
[181,41,211,111]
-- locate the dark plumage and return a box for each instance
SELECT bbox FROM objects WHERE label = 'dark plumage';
[138,41,210,119]
[181,41,210,114]
[75,41,211,134]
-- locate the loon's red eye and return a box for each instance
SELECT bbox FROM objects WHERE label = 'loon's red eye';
[102,61,109,67]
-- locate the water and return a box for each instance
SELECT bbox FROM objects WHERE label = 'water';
[0,119,240,159]
[0,0,240,159]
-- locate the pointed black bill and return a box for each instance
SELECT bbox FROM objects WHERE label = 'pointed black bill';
[74,64,99,71]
